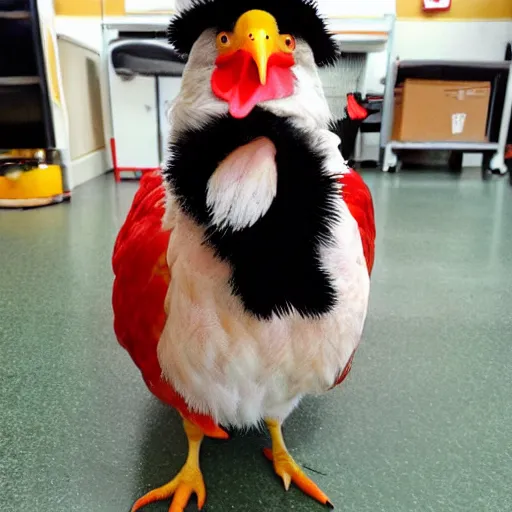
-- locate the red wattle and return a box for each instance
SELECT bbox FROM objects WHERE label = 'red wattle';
[212,50,295,119]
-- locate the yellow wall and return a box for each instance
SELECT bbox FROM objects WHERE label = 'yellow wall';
[397,0,512,20]
[55,0,100,16]
[55,0,512,19]
[104,0,125,15]
[54,0,124,16]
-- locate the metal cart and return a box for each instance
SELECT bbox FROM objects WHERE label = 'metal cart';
[380,59,512,176]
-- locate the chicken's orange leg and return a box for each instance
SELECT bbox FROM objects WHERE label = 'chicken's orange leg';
[264,419,333,509]
[131,418,206,512]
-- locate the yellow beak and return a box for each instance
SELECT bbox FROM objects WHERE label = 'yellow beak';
[233,10,281,85]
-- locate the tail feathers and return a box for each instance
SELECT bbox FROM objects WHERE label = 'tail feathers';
[113,171,166,271]
[346,93,369,121]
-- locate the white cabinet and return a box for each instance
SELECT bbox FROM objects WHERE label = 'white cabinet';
[107,39,185,176]
[158,76,182,164]
[109,72,160,170]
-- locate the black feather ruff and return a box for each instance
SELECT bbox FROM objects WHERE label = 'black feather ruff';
[163,108,340,320]
[168,0,339,67]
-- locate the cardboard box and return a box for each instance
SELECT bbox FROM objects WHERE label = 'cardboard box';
[392,79,491,142]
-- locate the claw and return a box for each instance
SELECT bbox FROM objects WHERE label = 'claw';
[131,465,206,512]
[263,421,333,509]
[132,418,206,512]
[281,472,292,491]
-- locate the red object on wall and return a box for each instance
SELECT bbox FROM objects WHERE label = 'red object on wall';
[423,0,451,12]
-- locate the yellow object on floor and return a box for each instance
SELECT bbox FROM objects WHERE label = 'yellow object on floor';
[0,164,64,208]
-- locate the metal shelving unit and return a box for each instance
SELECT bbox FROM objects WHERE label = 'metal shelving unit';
[0,0,55,149]
[0,10,30,19]
[0,76,41,85]
[381,59,512,175]
[0,0,69,207]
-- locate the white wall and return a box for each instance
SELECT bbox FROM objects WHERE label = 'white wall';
[55,16,103,53]
[394,21,512,61]
[57,36,107,186]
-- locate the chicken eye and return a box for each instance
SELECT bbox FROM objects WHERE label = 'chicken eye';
[217,32,230,47]
[282,35,296,51]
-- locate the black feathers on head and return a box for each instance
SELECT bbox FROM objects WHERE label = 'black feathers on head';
[168,0,339,67]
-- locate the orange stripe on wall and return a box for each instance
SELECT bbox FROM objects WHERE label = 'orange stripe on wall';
[54,0,101,16]
[397,0,512,20]
[54,0,125,16]
[103,0,125,15]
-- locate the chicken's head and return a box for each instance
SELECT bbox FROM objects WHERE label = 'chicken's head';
[168,0,339,127]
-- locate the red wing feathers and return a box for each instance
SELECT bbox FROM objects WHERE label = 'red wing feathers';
[340,169,376,275]
[112,171,227,439]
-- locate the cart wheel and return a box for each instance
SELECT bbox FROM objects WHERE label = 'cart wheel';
[388,160,402,173]
[481,168,492,181]
[448,151,463,172]
[488,153,509,176]
[481,153,492,180]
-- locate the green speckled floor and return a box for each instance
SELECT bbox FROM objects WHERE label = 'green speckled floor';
[1,170,511,512]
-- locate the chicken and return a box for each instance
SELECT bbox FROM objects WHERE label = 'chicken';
[112,1,376,510]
